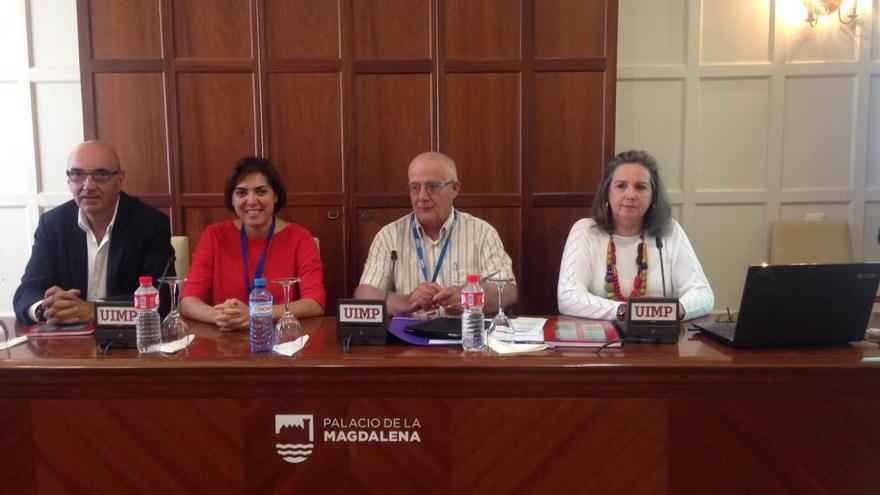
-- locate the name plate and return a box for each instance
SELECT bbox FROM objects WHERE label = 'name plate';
[93,300,137,348]
[336,299,388,346]
[94,300,138,328]
[625,297,680,344]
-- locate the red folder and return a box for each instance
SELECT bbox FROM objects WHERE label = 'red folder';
[543,319,620,348]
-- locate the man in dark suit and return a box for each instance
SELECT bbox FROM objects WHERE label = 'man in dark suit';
[13,141,174,324]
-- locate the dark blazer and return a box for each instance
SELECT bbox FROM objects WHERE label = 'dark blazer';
[13,192,175,322]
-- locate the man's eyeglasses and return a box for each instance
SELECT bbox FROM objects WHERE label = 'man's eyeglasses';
[406,180,455,195]
[66,169,120,184]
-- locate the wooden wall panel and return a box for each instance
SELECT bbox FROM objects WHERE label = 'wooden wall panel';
[264,0,340,60]
[173,0,253,59]
[79,0,618,315]
[94,73,169,195]
[352,0,431,60]
[31,399,245,494]
[177,73,257,193]
[534,0,606,58]
[442,73,520,194]
[0,400,35,494]
[183,207,230,254]
[669,399,880,494]
[532,72,605,193]
[89,0,162,59]
[524,207,588,314]
[243,398,353,493]
[266,73,343,193]
[452,399,666,493]
[443,0,521,59]
[354,74,432,194]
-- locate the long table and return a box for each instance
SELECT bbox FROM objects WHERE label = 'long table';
[1,316,879,494]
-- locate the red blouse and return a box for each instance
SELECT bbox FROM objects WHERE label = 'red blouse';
[181,220,326,308]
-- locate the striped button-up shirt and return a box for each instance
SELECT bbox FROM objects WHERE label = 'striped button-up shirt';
[359,209,515,296]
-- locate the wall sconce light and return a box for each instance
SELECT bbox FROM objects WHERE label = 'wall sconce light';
[803,0,858,27]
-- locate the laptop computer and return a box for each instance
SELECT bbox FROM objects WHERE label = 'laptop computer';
[695,262,880,347]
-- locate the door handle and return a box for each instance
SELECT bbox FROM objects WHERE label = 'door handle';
[327,209,340,220]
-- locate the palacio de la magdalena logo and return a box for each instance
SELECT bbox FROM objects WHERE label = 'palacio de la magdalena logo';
[275,413,423,464]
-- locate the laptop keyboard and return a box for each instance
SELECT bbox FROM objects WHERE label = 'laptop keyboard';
[702,320,736,340]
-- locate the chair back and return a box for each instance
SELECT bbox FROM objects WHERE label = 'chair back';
[171,236,190,277]
[769,220,851,264]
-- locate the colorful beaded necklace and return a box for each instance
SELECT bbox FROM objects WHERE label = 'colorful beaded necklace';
[604,233,647,301]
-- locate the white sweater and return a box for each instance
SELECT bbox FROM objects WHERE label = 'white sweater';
[557,218,714,320]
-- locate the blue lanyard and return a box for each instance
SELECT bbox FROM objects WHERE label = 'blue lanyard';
[411,211,457,283]
[240,216,276,294]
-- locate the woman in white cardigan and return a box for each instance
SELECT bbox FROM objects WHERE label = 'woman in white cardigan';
[557,150,714,321]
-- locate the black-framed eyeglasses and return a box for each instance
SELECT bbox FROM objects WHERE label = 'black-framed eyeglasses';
[406,180,455,195]
[66,169,120,184]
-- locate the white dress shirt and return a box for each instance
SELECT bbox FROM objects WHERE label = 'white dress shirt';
[28,199,120,321]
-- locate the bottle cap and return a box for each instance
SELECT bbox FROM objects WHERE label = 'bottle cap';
[254,277,267,287]
[139,275,152,285]
[466,274,479,283]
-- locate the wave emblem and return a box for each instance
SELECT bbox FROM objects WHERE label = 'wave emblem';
[276,443,314,464]
[275,414,315,464]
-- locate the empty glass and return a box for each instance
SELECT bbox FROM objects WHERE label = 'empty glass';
[486,277,515,342]
[448,262,463,287]
[158,276,189,343]
[273,277,302,345]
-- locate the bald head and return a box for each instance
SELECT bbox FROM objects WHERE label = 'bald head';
[408,152,458,182]
[67,140,121,172]
[407,151,460,238]
[66,140,124,224]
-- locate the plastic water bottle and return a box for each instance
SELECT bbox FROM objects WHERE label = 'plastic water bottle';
[249,277,274,353]
[134,275,161,353]
[461,274,486,351]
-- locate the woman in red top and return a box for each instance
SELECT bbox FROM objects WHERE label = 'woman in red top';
[180,157,325,330]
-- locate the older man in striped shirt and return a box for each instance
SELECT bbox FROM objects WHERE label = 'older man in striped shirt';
[354,152,517,316]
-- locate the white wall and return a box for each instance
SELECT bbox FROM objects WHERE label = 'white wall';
[0,1,82,317]
[616,0,880,310]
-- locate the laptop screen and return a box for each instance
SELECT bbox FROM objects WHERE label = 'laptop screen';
[721,262,880,346]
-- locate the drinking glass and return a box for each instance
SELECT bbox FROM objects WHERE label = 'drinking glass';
[158,276,188,343]
[273,277,302,345]
[448,262,463,287]
[486,277,515,342]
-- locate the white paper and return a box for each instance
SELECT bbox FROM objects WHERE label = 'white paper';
[488,334,547,354]
[157,334,195,354]
[0,335,27,351]
[274,335,309,357]
[509,317,548,342]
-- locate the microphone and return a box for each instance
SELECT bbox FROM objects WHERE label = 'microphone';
[339,250,397,351]
[159,254,176,317]
[160,254,176,280]
[656,236,667,298]
[385,250,398,299]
